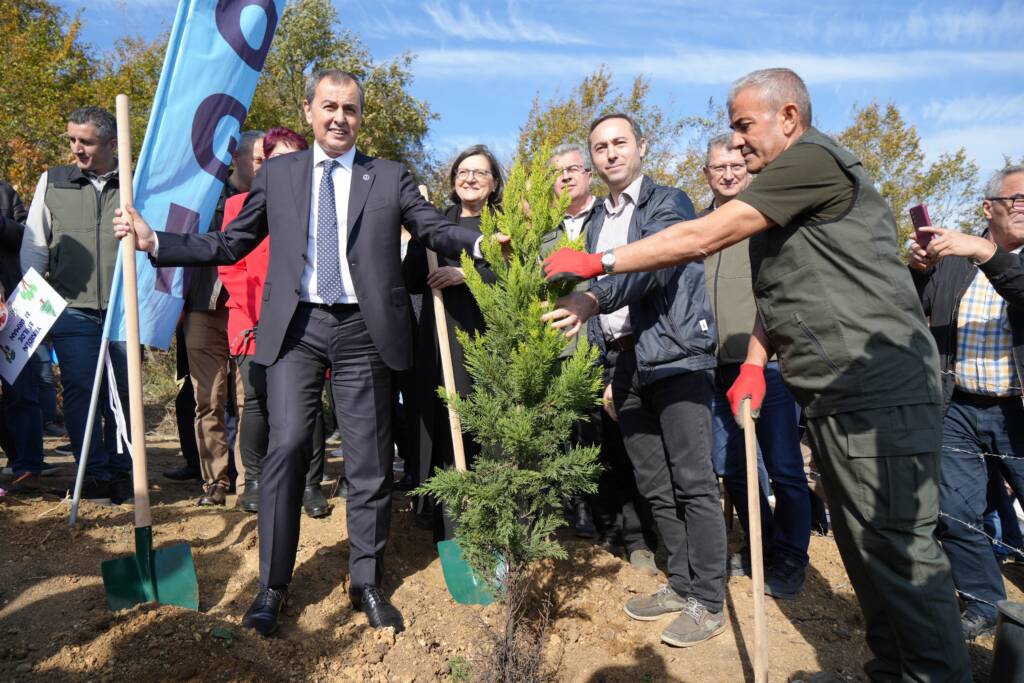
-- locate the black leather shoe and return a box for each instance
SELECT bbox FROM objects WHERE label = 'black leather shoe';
[237,481,259,513]
[242,587,287,636]
[572,499,598,538]
[337,477,349,500]
[303,484,330,518]
[352,585,404,632]
[164,465,202,482]
[197,484,227,506]
[110,473,134,505]
[393,472,416,492]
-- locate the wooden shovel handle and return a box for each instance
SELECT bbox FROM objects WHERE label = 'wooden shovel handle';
[116,94,151,528]
[741,397,768,682]
[417,185,467,474]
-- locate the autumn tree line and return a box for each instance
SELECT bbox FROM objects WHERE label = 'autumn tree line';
[2,0,1009,246]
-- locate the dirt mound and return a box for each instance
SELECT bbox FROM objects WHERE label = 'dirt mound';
[0,438,1011,681]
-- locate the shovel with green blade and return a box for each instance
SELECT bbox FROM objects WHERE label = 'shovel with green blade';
[425,242,496,606]
[101,94,198,612]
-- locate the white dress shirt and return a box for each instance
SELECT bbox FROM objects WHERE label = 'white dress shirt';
[594,174,644,341]
[563,196,595,242]
[300,143,358,304]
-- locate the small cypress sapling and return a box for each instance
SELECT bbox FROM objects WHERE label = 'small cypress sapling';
[415,147,604,591]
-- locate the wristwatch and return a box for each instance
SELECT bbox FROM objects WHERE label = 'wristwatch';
[600,250,616,274]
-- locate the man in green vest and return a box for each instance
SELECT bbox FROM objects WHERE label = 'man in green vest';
[542,68,970,680]
[21,106,133,505]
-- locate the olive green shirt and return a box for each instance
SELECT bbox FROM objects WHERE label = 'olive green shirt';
[737,143,854,228]
[733,127,942,416]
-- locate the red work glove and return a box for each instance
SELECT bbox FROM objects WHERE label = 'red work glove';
[726,363,766,422]
[543,248,603,284]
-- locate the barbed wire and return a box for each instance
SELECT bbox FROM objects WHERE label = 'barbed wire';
[953,588,999,608]
[942,445,1024,461]
[939,511,1024,561]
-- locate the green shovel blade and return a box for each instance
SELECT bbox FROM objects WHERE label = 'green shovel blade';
[101,527,199,612]
[437,539,496,605]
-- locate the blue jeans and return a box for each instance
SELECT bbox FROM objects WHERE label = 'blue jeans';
[2,354,45,475]
[50,308,131,481]
[711,361,811,567]
[983,470,1023,561]
[937,392,1024,620]
[34,342,59,424]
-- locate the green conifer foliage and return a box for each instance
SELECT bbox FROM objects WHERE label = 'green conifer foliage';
[415,150,604,590]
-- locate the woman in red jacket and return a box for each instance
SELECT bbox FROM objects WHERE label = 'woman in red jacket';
[219,128,331,516]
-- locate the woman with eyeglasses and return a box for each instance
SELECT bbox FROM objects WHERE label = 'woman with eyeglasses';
[405,144,503,541]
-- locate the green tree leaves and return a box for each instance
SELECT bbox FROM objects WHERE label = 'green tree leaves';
[838,102,981,240]
[415,150,603,588]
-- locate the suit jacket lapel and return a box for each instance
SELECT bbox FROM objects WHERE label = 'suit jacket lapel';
[347,152,375,248]
[290,149,313,233]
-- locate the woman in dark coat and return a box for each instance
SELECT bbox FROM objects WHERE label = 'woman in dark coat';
[405,145,502,542]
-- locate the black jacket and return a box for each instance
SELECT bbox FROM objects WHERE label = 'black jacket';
[0,181,27,297]
[154,149,482,369]
[913,241,1024,406]
[586,176,717,384]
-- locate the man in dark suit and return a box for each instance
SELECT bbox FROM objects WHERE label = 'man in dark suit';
[114,69,482,636]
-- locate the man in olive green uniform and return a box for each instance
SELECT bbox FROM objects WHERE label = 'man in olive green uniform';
[542,68,969,680]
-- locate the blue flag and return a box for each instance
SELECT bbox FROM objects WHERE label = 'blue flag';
[104,0,285,348]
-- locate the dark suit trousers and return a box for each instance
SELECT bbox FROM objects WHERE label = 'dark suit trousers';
[611,350,726,612]
[260,305,394,592]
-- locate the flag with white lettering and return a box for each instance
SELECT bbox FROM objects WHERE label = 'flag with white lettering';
[104,0,285,348]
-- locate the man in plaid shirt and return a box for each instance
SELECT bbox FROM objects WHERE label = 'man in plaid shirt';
[910,165,1024,639]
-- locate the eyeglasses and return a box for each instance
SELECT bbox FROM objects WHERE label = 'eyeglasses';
[556,164,588,175]
[707,163,747,176]
[456,168,492,181]
[987,195,1024,210]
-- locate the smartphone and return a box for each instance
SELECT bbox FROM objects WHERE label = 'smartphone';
[909,204,932,247]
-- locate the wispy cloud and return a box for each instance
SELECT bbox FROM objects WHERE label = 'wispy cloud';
[923,94,1024,125]
[358,3,435,39]
[411,46,1024,85]
[891,1,1024,44]
[421,1,591,45]
[921,123,1024,174]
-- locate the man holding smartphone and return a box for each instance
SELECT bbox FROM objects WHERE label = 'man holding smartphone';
[542,68,970,680]
[909,166,1024,640]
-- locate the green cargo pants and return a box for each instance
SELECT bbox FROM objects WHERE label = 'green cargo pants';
[806,403,971,683]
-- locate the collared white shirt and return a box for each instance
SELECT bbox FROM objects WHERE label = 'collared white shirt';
[563,195,595,242]
[594,174,644,341]
[300,143,358,304]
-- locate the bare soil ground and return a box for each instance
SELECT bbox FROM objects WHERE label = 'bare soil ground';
[0,434,1017,682]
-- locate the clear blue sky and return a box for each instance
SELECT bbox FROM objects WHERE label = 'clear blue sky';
[65,0,1023,180]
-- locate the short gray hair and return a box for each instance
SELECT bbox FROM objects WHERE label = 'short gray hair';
[550,142,591,170]
[984,165,1024,199]
[727,68,812,127]
[235,130,264,158]
[304,69,365,112]
[68,106,116,141]
[704,133,735,166]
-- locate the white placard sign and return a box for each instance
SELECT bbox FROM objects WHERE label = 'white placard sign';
[0,268,67,384]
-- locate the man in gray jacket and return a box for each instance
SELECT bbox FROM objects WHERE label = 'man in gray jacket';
[21,106,132,504]
[545,113,726,648]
